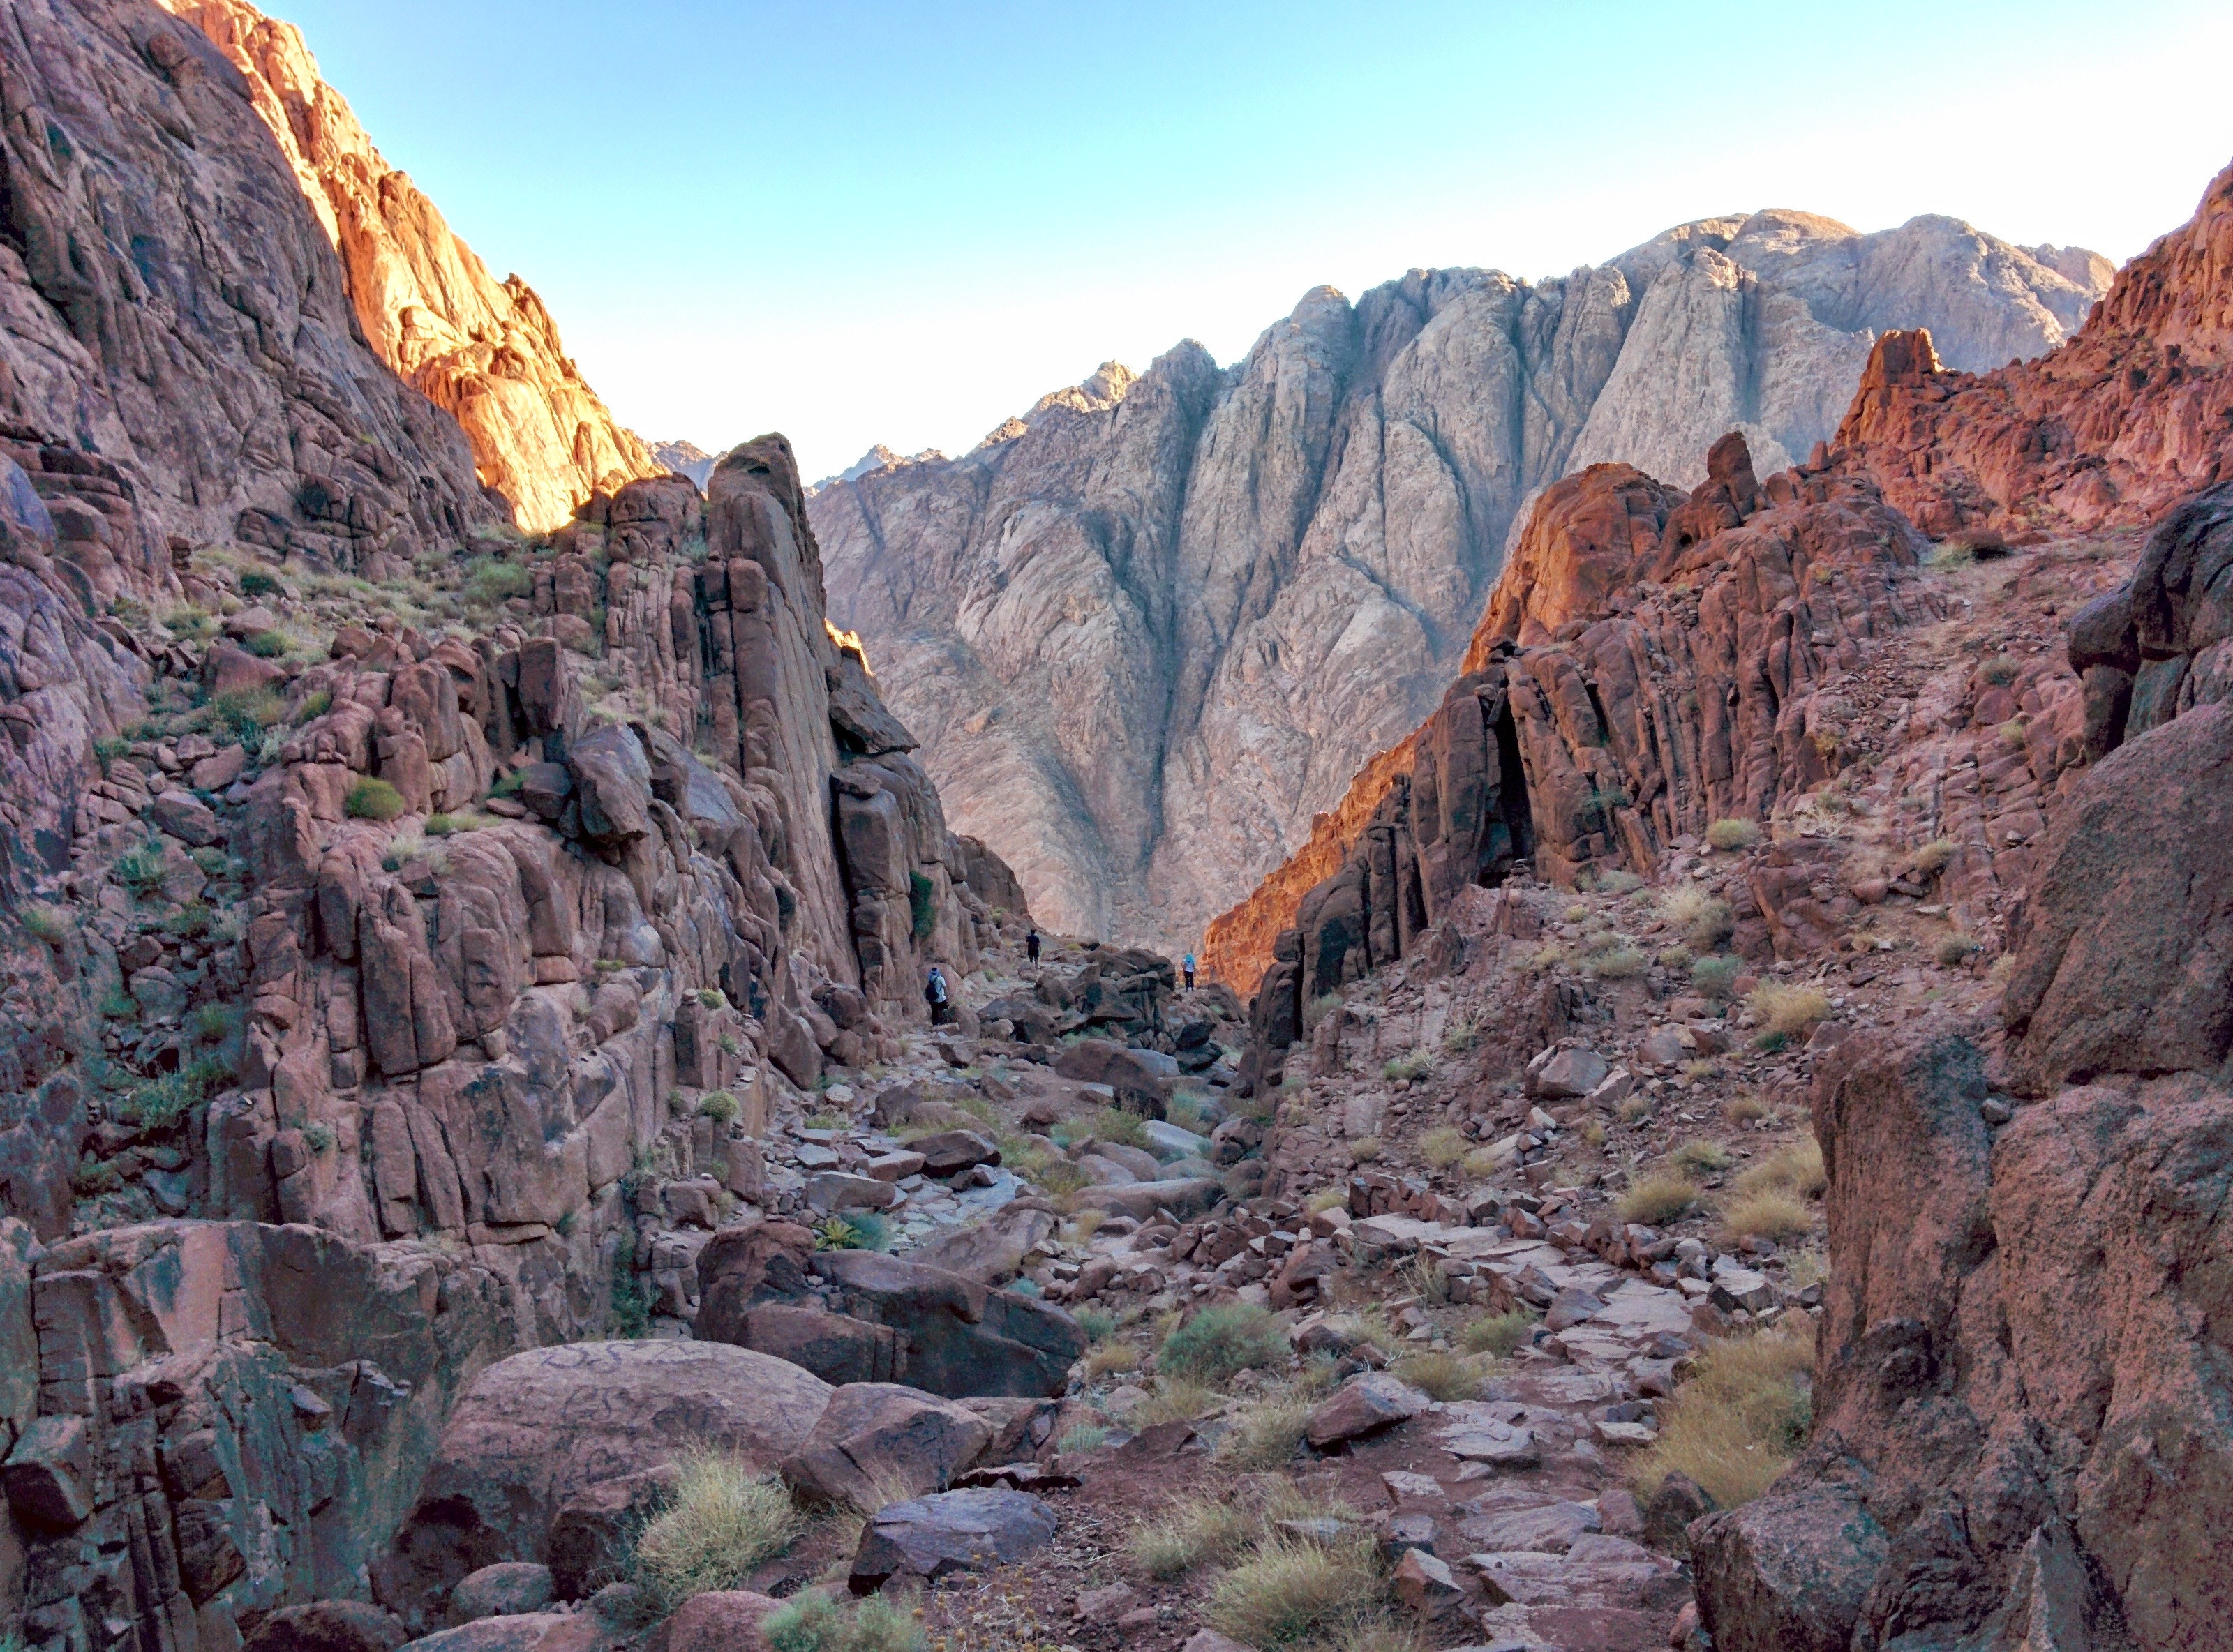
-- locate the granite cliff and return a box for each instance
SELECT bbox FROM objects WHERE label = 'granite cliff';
[813,216,2107,954]
[154,0,662,532]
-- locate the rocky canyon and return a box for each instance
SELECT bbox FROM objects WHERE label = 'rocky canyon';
[812,217,2109,954]
[4,1,2233,1651]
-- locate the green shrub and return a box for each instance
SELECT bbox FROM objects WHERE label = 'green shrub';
[22,904,66,945]
[209,687,286,744]
[1207,1531,1387,1650]
[1585,945,1648,979]
[238,570,282,598]
[1381,1048,1433,1083]
[295,688,333,722]
[165,902,213,939]
[116,840,169,896]
[188,1003,242,1045]
[1459,1307,1538,1357]
[1076,1307,1117,1344]
[907,871,936,940]
[1158,1302,1286,1386]
[1691,954,1742,999]
[698,1090,740,1124]
[1705,818,1760,851]
[465,557,534,606]
[1058,1423,1110,1453]
[244,630,289,659]
[490,769,525,798]
[608,1231,652,1337]
[301,1121,336,1154]
[345,778,405,820]
[812,1212,891,1252]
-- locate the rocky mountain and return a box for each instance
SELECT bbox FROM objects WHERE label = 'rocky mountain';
[648,439,717,488]
[812,216,2109,956]
[154,0,662,532]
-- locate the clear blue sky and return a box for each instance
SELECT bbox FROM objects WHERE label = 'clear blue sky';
[274,0,2233,480]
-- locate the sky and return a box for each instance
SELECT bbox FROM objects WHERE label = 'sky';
[274,0,2233,482]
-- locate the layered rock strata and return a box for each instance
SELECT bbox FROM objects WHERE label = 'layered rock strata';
[154,0,662,532]
[0,0,504,580]
[815,218,2106,952]
[1213,431,1941,1006]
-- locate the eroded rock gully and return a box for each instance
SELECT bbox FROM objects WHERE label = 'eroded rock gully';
[813,213,2108,956]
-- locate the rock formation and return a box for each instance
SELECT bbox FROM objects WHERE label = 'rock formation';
[814,217,2107,954]
[153,0,663,532]
[646,440,717,490]
[1,0,502,580]
[1832,158,2233,538]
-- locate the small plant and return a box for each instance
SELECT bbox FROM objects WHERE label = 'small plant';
[1207,1530,1387,1651]
[1130,1494,1257,1577]
[1691,954,1742,1000]
[1441,1016,1477,1054]
[1302,991,1342,1033]
[490,769,526,798]
[1075,1306,1118,1344]
[22,904,66,945]
[1996,718,2029,749]
[295,688,332,722]
[812,1212,892,1253]
[1416,1125,1467,1170]
[1058,1423,1110,1453]
[209,686,287,744]
[1084,1342,1140,1381]
[1391,1351,1482,1402]
[696,986,726,1009]
[1911,836,1959,875]
[632,1452,802,1616]
[1136,1376,1219,1426]
[1673,1139,1732,1176]
[1618,1094,1655,1126]
[1724,1092,1768,1125]
[1747,982,1832,1042]
[1620,1172,1701,1224]
[1461,1144,1505,1178]
[698,1090,740,1124]
[1157,1302,1286,1386]
[100,984,141,1020]
[1735,1137,1827,1201]
[238,570,283,598]
[1935,933,1981,966]
[464,557,535,606]
[1459,1307,1538,1357]
[1212,1392,1313,1470]
[1631,1321,1815,1509]
[907,871,936,940]
[1381,1048,1433,1083]
[1720,1189,1814,1242]
[301,1121,336,1154]
[1585,945,1648,979]
[1347,1135,1382,1165]
[1705,818,1760,852]
[244,630,290,659]
[345,778,405,820]
[1978,653,2022,686]
[116,840,170,896]
[165,901,214,939]
[1582,1120,1607,1148]
[1304,1186,1347,1215]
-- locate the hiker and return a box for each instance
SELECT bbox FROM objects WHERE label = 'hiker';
[925,964,951,1025]
[1026,927,1040,965]
[1182,953,1196,991]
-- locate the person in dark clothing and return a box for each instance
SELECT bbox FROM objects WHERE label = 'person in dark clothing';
[1182,952,1196,991]
[1025,929,1040,965]
[926,965,951,1025]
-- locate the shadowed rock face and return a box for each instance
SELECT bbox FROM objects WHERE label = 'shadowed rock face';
[814,218,2105,955]
[153,0,664,531]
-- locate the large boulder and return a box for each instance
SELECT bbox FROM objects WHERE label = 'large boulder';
[906,1206,1056,1284]
[2001,699,2233,1092]
[779,1383,994,1510]
[810,1251,1086,1399]
[692,1221,820,1347]
[849,1489,1057,1589]
[240,1602,408,1652]
[1052,1040,1170,1116]
[719,1303,907,1386]
[377,1343,830,1624]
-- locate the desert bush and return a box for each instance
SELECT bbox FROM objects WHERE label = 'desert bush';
[1747,982,1830,1041]
[1620,1172,1701,1224]
[762,1591,923,1652]
[1058,1423,1110,1453]
[1719,1189,1814,1242]
[1585,945,1647,980]
[1979,653,2021,686]
[1084,1341,1142,1381]
[1136,1376,1220,1426]
[1382,1048,1433,1083]
[1631,1321,1814,1509]
[1305,1186,1347,1215]
[22,905,66,945]
[907,871,936,940]
[1458,1307,1537,1357]
[464,557,534,606]
[1723,1092,1768,1125]
[1617,1094,1654,1125]
[1208,1531,1387,1650]
[1347,1136,1382,1165]
[1461,1144,1505,1178]
[1672,1139,1732,1176]
[244,630,289,659]
[295,688,333,722]
[1691,954,1742,1000]
[1158,1302,1286,1386]
[1302,991,1343,1033]
[1075,1307,1117,1343]
[697,1090,739,1123]
[1130,1494,1257,1577]
[1705,818,1760,851]
[345,778,405,820]
[1415,1126,1467,1170]
[1582,1120,1607,1148]
[209,686,286,744]
[811,1212,890,1252]
[1441,1017,1477,1054]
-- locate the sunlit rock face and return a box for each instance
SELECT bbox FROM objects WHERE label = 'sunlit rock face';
[813,216,2107,954]
[158,0,664,530]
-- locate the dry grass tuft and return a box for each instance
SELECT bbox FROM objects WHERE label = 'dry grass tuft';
[1084,1341,1142,1380]
[1631,1322,1816,1509]
[1214,1392,1315,1470]
[1347,1136,1382,1165]
[1723,1092,1768,1125]
[1391,1351,1484,1402]
[1207,1531,1388,1649]
[1660,883,1735,952]
[1735,1137,1826,1200]
[1747,982,1831,1040]
[1705,818,1760,851]
[1129,1494,1257,1577]
[1458,1308,1537,1357]
[1415,1126,1468,1170]
[1585,945,1648,979]
[1672,1139,1732,1176]
[1719,1190,1814,1242]
[1911,836,1959,874]
[1382,1048,1434,1083]
[630,1452,802,1613]
[1135,1376,1220,1426]
[1620,1172,1701,1224]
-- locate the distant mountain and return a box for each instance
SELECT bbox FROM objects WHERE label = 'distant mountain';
[812,210,2111,953]
[648,439,720,488]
